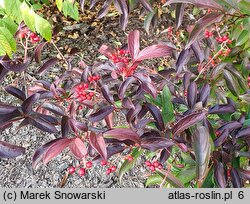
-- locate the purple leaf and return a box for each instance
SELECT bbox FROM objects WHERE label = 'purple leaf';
[208,104,236,114]
[34,42,47,63]
[0,109,22,124]
[214,129,229,147]
[214,160,227,188]
[89,132,107,160]
[0,141,25,158]
[101,84,114,104]
[74,120,88,132]
[230,168,242,188]
[5,86,26,101]
[21,93,40,114]
[176,49,191,73]
[141,81,157,98]
[38,58,59,75]
[80,0,85,12]
[90,0,99,9]
[118,76,136,99]
[29,117,58,133]
[97,0,112,18]
[172,111,206,136]
[61,116,70,137]
[160,147,172,164]
[116,0,129,30]
[164,0,223,11]
[141,137,174,151]
[186,12,224,48]
[1,58,31,72]
[73,138,87,157]
[191,41,204,62]
[198,83,210,106]
[0,103,17,114]
[88,106,115,122]
[193,126,211,183]
[140,0,153,12]
[175,3,185,28]
[43,138,74,164]
[238,168,250,180]
[128,30,140,61]
[236,127,250,139]
[104,128,141,144]
[42,102,65,116]
[146,103,165,131]
[187,81,197,109]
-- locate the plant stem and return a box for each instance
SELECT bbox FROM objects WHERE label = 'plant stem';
[51,40,69,66]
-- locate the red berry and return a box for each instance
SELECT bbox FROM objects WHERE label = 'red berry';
[153,161,160,167]
[227,39,232,44]
[92,76,97,81]
[83,83,89,89]
[106,168,111,175]
[30,32,36,38]
[68,166,76,174]
[88,76,93,82]
[33,37,40,42]
[150,165,155,172]
[126,155,133,162]
[248,82,250,87]
[18,33,26,39]
[89,92,94,97]
[86,161,92,168]
[247,76,250,81]
[145,161,151,167]
[110,166,117,172]
[101,160,107,166]
[86,96,92,100]
[215,130,221,136]
[157,164,163,170]
[96,75,101,80]
[78,168,86,176]
[78,105,83,110]
[222,35,228,41]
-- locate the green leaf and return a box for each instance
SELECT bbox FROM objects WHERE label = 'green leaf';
[35,14,52,41]
[201,167,215,187]
[0,17,18,35]
[4,0,22,23]
[0,26,16,56]
[144,11,155,34]
[146,174,163,186]
[238,0,250,15]
[118,147,143,182]
[20,2,36,32]
[145,94,162,107]
[56,0,63,11]
[177,166,196,184]
[62,0,79,21]
[156,169,184,188]
[162,85,175,124]
[236,30,249,46]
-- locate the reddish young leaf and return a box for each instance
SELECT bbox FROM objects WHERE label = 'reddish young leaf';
[88,106,115,122]
[128,30,140,61]
[5,85,26,101]
[32,138,64,169]
[73,138,87,157]
[0,141,25,158]
[104,128,141,144]
[38,58,59,75]
[89,132,107,160]
[172,111,206,136]
[135,43,174,62]
[43,138,74,164]
[98,45,114,57]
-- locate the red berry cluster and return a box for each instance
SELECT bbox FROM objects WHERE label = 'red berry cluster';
[100,160,117,175]
[108,49,138,77]
[109,49,130,64]
[167,26,173,38]
[216,35,232,44]
[68,161,93,177]
[145,160,163,172]
[88,75,101,83]
[218,48,231,57]
[18,28,40,43]
[204,30,213,38]
[75,83,94,102]
[248,76,250,87]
